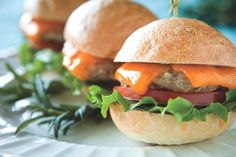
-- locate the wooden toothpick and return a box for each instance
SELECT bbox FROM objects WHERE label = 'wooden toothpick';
[169,0,179,17]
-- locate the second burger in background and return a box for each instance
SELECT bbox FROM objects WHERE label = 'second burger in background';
[63,0,157,82]
[20,0,87,50]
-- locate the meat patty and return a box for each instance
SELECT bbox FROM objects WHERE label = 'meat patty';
[89,62,120,81]
[151,70,219,93]
[119,70,219,93]
[42,31,64,43]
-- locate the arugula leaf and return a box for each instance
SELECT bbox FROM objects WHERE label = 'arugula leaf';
[63,71,84,96]
[226,89,236,102]
[22,48,64,74]
[130,97,158,111]
[101,91,119,118]
[87,85,109,108]
[208,103,228,122]
[166,97,193,123]
[225,102,236,112]
[88,86,236,124]
[19,43,69,81]
[18,43,86,96]
[182,108,199,121]
[116,92,130,112]
[19,42,35,66]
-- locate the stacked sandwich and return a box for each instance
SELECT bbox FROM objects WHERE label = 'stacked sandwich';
[89,18,236,145]
[20,0,87,50]
[62,0,156,82]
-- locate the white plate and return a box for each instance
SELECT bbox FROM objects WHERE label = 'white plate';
[0,56,236,157]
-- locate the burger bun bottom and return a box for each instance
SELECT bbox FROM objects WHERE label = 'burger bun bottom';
[110,103,235,145]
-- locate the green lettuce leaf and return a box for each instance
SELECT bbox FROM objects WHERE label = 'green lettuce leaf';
[226,88,236,102]
[208,103,228,122]
[101,91,119,118]
[18,43,85,95]
[19,43,64,74]
[165,97,193,123]
[87,85,236,123]
[225,89,236,112]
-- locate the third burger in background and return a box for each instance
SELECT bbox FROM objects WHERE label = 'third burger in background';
[62,0,156,82]
[20,0,87,50]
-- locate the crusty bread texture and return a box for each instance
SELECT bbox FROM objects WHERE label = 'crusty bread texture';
[115,18,236,67]
[64,0,156,59]
[110,103,235,145]
[25,0,87,22]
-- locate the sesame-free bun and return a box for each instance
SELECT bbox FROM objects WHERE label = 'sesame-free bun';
[114,18,236,67]
[64,0,157,59]
[110,103,235,145]
[24,0,87,22]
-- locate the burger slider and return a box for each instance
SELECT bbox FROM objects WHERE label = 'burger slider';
[20,0,86,50]
[63,0,156,82]
[96,18,236,145]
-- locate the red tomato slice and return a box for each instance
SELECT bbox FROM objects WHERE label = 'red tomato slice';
[114,87,226,106]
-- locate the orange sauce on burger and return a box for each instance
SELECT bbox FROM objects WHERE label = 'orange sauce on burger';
[21,13,64,49]
[115,63,169,95]
[172,64,236,89]
[115,63,236,95]
[63,42,111,81]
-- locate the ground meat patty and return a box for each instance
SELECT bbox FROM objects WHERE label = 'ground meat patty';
[42,31,64,43]
[151,71,219,93]
[89,62,120,81]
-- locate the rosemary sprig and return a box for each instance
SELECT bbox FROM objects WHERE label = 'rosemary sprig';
[0,63,65,106]
[14,75,102,138]
[0,64,33,106]
[0,43,107,138]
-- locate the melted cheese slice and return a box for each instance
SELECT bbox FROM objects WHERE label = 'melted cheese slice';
[172,64,236,89]
[115,63,236,95]
[21,13,64,43]
[115,63,169,95]
[63,42,107,81]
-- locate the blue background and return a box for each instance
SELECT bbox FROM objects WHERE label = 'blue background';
[0,0,236,49]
